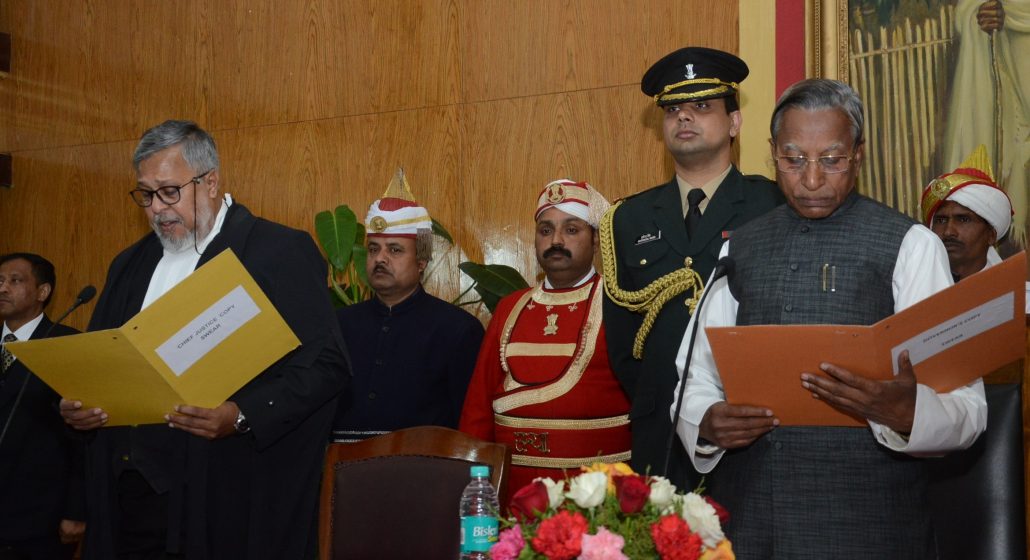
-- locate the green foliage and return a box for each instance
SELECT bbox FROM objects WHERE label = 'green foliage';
[431,217,453,244]
[314,204,371,306]
[456,262,530,313]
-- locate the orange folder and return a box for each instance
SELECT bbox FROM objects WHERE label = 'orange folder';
[707,252,1026,426]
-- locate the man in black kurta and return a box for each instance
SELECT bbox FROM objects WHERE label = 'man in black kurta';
[602,47,782,486]
[60,120,348,559]
[332,192,482,442]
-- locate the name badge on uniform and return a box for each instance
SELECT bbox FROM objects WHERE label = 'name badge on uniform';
[635,231,661,245]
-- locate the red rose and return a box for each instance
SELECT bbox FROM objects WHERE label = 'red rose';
[531,509,589,560]
[613,474,650,514]
[650,514,702,560]
[704,495,731,525]
[509,480,550,522]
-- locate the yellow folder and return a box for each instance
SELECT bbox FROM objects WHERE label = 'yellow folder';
[8,250,301,426]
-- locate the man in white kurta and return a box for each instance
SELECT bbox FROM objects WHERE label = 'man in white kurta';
[672,79,987,559]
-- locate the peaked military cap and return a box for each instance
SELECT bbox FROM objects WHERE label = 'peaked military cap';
[641,47,749,106]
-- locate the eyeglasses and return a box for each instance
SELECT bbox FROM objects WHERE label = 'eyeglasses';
[774,154,855,175]
[129,170,212,207]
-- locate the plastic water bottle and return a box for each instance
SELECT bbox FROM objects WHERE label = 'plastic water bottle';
[459,464,499,559]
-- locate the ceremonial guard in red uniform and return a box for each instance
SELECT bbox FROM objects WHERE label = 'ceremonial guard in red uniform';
[460,180,632,504]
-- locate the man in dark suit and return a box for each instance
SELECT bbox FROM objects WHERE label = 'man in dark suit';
[59,120,349,560]
[601,47,783,486]
[331,190,484,443]
[0,253,84,560]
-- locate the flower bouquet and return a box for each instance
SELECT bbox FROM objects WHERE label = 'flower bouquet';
[491,463,733,560]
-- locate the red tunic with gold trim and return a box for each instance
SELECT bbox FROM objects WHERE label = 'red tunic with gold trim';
[459,273,631,505]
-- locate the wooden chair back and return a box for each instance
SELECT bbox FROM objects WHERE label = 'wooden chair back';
[318,426,510,560]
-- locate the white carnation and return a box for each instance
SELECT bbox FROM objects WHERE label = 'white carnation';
[681,492,725,549]
[565,471,607,509]
[534,477,566,509]
[648,476,678,512]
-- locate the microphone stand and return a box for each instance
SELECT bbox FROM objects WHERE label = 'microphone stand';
[0,286,96,449]
[660,259,733,477]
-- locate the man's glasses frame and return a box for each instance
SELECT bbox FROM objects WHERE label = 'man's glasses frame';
[773,153,856,175]
[129,170,212,207]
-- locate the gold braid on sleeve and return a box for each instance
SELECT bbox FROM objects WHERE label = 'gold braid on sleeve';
[599,201,704,359]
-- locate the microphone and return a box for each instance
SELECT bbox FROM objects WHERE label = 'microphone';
[75,285,98,304]
[0,285,97,449]
[661,256,735,477]
[44,285,97,337]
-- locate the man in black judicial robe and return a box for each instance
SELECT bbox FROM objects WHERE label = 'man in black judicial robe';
[60,120,349,560]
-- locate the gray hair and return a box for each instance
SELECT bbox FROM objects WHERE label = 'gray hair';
[133,120,220,173]
[770,79,865,146]
[415,228,433,262]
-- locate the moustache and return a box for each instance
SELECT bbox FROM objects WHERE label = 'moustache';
[151,212,183,228]
[543,246,572,259]
[372,264,391,275]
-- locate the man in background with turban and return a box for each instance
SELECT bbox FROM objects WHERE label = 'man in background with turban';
[460,179,631,504]
[921,145,1015,282]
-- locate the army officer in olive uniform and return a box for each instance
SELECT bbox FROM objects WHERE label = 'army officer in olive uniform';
[601,47,783,487]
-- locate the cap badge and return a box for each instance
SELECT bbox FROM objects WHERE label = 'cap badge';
[369,216,388,233]
[545,183,567,204]
[930,178,951,200]
[684,63,696,80]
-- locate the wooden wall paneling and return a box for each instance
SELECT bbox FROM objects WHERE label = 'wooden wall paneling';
[208,0,461,130]
[458,0,739,103]
[0,141,145,331]
[215,105,466,299]
[458,86,672,288]
[557,86,672,201]
[0,0,209,153]
[216,122,324,232]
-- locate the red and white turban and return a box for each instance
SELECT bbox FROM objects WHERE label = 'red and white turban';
[920,145,1013,240]
[365,197,432,238]
[534,179,610,229]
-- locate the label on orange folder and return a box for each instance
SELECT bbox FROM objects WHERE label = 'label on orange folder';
[708,251,1025,426]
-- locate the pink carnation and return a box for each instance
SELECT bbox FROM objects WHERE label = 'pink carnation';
[490,525,526,560]
[580,527,629,560]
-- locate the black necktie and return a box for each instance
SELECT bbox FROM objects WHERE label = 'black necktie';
[1,333,16,374]
[685,188,706,239]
